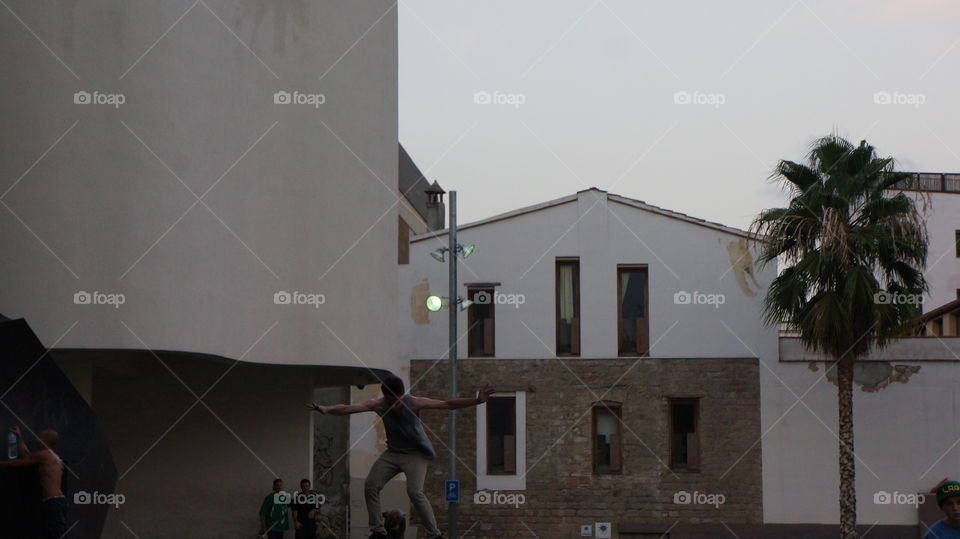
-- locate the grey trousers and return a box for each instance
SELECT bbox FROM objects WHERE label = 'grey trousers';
[364,450,441,537]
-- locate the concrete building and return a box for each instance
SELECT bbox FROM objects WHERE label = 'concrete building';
[0,2,429,537]
[400,188,777,537]
[892,172,960,309]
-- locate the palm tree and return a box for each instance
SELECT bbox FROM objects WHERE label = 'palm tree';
[751,135,927,539]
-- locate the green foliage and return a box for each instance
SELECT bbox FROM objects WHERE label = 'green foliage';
[751,135,928,361]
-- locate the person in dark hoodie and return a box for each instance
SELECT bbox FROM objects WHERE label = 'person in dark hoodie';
[307,376,493,539]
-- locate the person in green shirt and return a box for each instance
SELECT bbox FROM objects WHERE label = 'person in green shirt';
[259,478,293,539]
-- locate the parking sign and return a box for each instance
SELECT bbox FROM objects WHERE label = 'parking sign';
[445,480,460,502]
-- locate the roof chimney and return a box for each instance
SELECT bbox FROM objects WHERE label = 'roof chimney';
[424,181,446,231]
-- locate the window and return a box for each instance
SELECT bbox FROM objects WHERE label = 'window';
[556,259,580,355]
[617,266,649,356]
[468,287,495,357]
[592,403,622,474]
[486,396,516,475]
[477,392,526,490]
[669,398,700,471]
[397,217,410,264]
[956,230,960,257]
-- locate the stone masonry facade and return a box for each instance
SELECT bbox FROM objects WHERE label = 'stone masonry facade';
[408,357,762,538]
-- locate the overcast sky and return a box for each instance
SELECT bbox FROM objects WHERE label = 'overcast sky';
[399,0,960,229]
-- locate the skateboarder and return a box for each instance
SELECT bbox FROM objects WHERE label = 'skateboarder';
[307,375,494,539]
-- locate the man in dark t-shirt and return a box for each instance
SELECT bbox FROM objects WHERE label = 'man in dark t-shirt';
[290,479,322,539]
[308,375,493,539]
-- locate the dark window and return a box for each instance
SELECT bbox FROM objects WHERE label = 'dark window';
[617,266,649,356]
[397,217,410,264]
[592,404,622,474]
[468,288,495,357]
[556,259,580,355]
[669,398,700,471]
[486,396,516,475]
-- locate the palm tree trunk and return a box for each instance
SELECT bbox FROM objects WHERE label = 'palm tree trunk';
[837,357,857,538]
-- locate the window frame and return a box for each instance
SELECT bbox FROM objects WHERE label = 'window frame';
[668,397,700,472]
[467,286,495,358]
[591,402,623,474]
[617,265,649,357]
[555,258,581,356]
[485,396,517,476]
[476,391,527,491]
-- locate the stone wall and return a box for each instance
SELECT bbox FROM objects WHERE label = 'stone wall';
[408,357,762,538]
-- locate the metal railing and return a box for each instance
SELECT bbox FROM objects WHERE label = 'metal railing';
[889,172,960,193]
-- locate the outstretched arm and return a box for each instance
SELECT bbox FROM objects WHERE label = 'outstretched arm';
[306,398,379,416]
[412,383,496,411]
[0,452,40,468]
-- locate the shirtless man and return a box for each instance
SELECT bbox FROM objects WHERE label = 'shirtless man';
[2,426,65,539]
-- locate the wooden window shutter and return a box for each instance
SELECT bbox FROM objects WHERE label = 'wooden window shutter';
[503,434,516,473]
[610,433,622,472]
[592,432,600,472]
[483,317,494,355]
[571,317,580,355]
[635,318,644,355]
[687,432,700,470]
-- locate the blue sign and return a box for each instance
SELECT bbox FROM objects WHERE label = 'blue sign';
[444,480,460,502]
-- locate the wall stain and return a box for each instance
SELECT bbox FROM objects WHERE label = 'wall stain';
[238,0,309,55]
[411,278,430,325]
[315,510,345,539]
[814,361,922,392]
[726,239,762,297]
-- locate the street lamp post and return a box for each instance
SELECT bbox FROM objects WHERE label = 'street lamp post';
[424,191,474,538]
[447,190,458,539]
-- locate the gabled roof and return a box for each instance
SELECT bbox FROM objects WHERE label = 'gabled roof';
[411,187,756,242]
[921,298,960,322]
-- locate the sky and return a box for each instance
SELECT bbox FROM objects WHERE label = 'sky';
[399,0,960,229]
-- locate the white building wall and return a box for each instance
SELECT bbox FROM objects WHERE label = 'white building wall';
[400,190,778,364]
[918,193,960,308]
[762,349,960,525]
